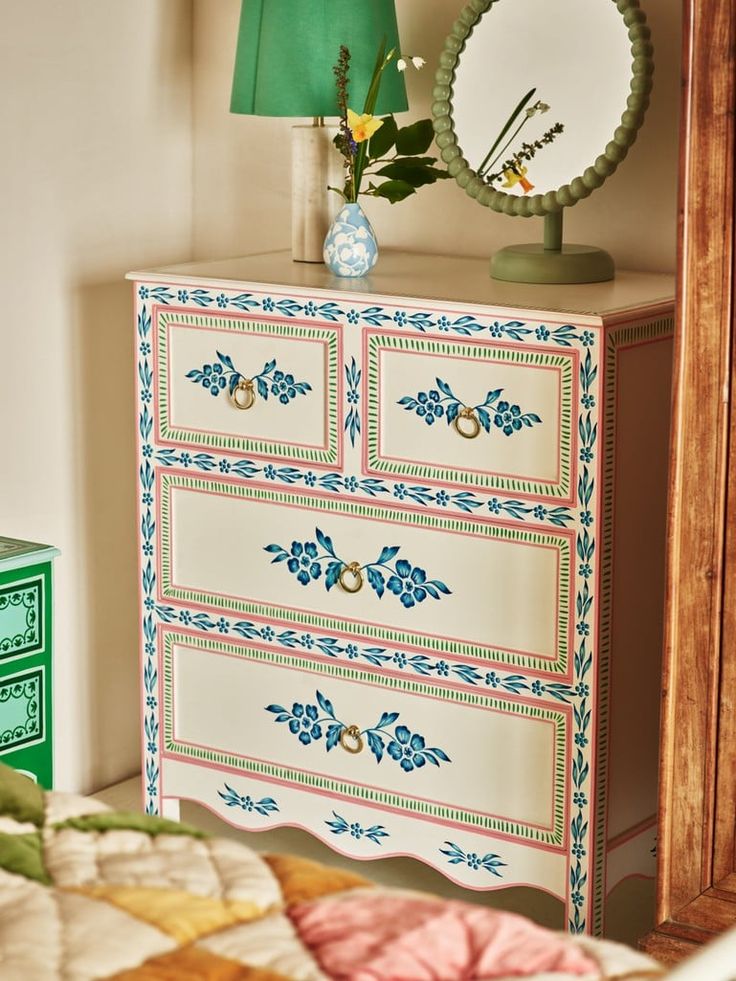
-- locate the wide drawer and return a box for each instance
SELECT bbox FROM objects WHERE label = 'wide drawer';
[153,309,341,467]
[365,331,577,501]
[163,630,568,847]
[159,473,573,676]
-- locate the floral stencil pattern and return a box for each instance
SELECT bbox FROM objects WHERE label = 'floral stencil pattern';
[440,841,506,877]
[217,783,279,816]
[266,690,451,772]
[399,378,542,436]
[186,352,311,404]
[326,811,389,845]
[265,529,451,608]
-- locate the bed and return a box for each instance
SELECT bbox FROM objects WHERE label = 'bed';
[0,763,665,980]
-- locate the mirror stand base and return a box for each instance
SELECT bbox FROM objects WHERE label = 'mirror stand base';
[490,243,615,285]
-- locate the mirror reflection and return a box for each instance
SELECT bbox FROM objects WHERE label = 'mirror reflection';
[452,0,633,196]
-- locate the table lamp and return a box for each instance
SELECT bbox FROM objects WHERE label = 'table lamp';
[230,0,408,263]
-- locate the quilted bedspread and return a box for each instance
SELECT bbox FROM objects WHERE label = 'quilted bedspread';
[0,764,662,980]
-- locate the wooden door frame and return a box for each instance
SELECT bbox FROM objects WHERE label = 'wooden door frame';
[640,0,736,963]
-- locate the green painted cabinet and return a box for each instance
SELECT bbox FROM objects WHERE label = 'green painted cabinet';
[0,537,58,788]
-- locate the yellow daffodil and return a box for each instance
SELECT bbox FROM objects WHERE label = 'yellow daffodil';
[347,108,384,144]
[502,164,534,194]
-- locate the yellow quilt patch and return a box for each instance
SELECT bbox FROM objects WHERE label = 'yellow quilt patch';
[72,885,266,944]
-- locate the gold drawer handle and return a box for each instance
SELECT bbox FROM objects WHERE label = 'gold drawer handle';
[338,562,364,594]
[339,725,364,754]
[453,406,481,439]
[231,378,256,410]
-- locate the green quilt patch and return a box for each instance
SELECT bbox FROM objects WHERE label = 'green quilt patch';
[0,762,45,827]
[53,811,208,839]
[0,831,50,884]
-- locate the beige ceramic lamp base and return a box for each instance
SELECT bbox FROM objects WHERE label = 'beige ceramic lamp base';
[490,212,615,285]
[291,121,343,264]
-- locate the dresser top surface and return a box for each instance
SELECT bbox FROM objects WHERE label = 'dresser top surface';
[0,537,58,569]
[128,250,674,322]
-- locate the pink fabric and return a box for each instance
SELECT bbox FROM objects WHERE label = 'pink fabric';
[290,893,600,980]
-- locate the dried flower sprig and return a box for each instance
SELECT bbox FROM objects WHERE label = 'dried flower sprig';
[477,88,564,195]
[328,40,449,204]
[486,122,565,187]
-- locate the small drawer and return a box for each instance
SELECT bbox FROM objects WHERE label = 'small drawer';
[0,666,45,756]
[364,331,577,502]
[159,473,573,677]
[163,630,568,848]
[153,309,342,467]
[0,566,49,664]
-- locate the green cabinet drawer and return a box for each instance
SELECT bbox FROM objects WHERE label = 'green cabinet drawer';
[0,538,58,788]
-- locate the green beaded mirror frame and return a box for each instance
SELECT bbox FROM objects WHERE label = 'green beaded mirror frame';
[432,0,654,283]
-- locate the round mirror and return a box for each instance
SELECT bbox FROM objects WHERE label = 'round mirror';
[432,0,653,283]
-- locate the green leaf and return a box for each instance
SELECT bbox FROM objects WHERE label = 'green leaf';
[374,163,442,187]
[389,156,439,168]
[372,180,416,203]
[395,119,435,156]
[369,116,398,159]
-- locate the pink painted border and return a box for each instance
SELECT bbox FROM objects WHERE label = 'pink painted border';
[362,329,579,506]
[152,305,344,470]
[158,476,575,675]
[161,627,571,850]
[158,786,567,906]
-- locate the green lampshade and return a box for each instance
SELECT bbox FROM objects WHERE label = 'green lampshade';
[230,0,408,118]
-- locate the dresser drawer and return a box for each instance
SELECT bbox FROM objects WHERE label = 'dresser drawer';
[154,309,341,467]
[163,631,568,847]
[365,331,577,501]
[0,665,46,757]
[159,473,573,676]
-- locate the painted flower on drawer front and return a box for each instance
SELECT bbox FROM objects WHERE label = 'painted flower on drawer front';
[288,702,322,745]
[386,561,433,609]
[286,542,322,585]
[186,352,311,404]
[265,529,450,606]
[399,377,541,437]
[387,725,432,772]
[266,690,451,772]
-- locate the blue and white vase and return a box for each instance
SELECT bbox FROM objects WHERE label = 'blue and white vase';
[323,202,379,278]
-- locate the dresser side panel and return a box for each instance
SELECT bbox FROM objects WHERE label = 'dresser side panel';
[605,323,674,841]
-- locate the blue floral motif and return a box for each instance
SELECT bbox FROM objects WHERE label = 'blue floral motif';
[265,529,451,608]
[186,352,311,404]
[344,358,361,447]
[440,842,506,877]
[217,783,279,816]
[325,811,389,845]
[387,725,431,772]
[285,541,322,586]
[386,560,435,608]
[266,690,450,772]
[154,449,575,527]
[399,378,541,437]
[141,285,596,343]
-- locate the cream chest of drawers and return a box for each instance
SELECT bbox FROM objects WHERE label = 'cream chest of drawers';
[129,251,674,935]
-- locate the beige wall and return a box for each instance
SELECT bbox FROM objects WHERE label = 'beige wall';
[0,1,193,793]
[192,0,680,272]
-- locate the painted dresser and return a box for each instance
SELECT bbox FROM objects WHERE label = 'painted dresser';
[0,536,58,787]
[129,251,674,935]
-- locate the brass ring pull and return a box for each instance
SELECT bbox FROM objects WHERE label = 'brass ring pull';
[339,725,364,754]
[231,378,256,410]
[453,406,481,440]
[338,562,364,594]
